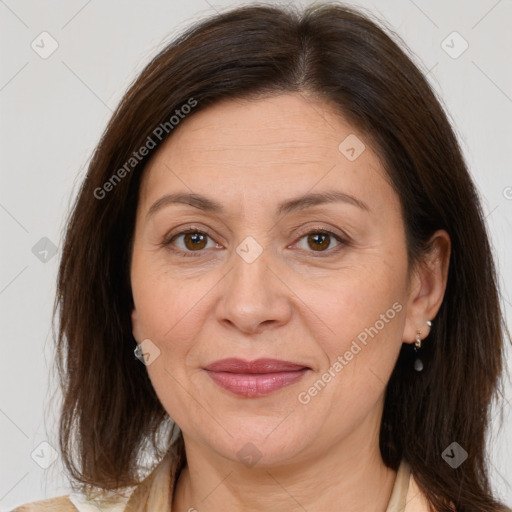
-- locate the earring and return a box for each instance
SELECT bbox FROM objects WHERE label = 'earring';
[134,342,143,361]
[413,332,423,372]
[413,320,432,372]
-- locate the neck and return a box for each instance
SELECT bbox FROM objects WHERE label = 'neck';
[172,416,397,512]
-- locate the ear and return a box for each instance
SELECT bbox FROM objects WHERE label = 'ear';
[402,229,451,344]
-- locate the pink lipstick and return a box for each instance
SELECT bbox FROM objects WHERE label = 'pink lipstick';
[203,358,309,398]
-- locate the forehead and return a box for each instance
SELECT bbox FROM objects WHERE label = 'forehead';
[147,93,368,168]
[138,93,396,219]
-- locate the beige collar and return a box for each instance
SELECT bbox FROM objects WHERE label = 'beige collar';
[18,451,432,511]
[386,459,431,512]
[119,449,431,512]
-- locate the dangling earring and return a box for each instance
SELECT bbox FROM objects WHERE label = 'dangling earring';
[413,320,432,372]
[413,332,423,372]
[134,342,143,360]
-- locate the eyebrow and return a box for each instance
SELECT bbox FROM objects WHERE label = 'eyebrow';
[146,190,370,220]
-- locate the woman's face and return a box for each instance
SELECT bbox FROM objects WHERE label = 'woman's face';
[130,93,420,467]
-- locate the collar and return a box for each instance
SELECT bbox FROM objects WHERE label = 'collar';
[70,449,430,511]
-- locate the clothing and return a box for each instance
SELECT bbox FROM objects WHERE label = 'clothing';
[11,452,431,512]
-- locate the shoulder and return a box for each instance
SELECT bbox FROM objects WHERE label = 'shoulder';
[10,495,78,511]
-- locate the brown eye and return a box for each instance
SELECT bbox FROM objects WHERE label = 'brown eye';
[182,231,208,251]
[307,232,331,251]
[164,228,222,257]
[294,230,345,255]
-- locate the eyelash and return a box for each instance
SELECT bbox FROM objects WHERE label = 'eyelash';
[161,225,348,258]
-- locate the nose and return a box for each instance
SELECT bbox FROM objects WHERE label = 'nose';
[215,248,292,335]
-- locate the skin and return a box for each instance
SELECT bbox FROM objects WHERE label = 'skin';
[130,92,451,512]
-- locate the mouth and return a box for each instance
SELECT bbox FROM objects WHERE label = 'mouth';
[203,358,310,398]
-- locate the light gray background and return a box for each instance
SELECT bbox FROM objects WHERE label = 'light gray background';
[1,0,511,509]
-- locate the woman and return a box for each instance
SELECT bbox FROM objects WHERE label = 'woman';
[12,2,511,511]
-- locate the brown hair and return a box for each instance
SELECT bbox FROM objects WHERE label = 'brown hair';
[54,2,510,511]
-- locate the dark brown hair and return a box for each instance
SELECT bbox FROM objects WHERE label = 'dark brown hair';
[53,2,510,511]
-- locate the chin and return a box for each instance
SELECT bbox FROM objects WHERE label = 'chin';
[199,420,316,468]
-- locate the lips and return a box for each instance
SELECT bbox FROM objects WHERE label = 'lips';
[204,358,308,373]
[203,358,310,398]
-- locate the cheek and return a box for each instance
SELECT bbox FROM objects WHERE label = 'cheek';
[297,263,406,405]
[294,261,405,350]
[131,267,211,420]
[293,296,405,443]
[131,254,206,341]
